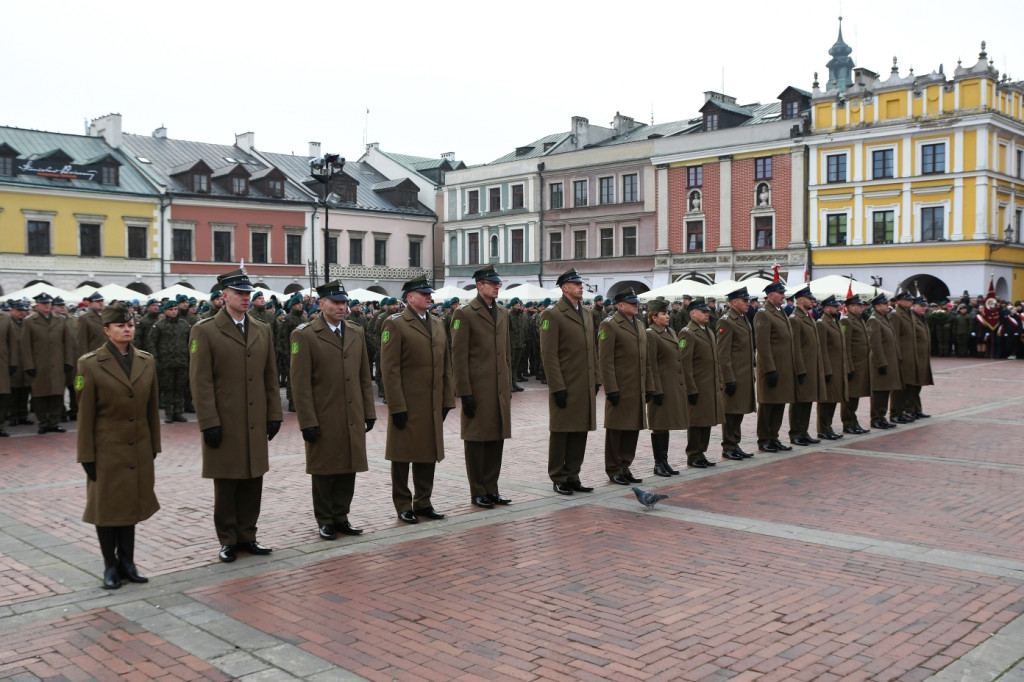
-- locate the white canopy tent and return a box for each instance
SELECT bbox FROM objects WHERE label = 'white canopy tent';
[497,282,557,302]
[787,275,892,300]
[346,288,386,303]
[704,277,776,299]
[64,284,100,303]
[431,285,474,301]
[4,282,71,302]
[152,284,202,302]
[96,283,147,303]
[639,280,712,302]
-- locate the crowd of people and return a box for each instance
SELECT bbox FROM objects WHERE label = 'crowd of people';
[2,271,1016,589]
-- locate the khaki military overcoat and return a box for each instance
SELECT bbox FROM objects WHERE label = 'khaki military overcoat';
[599,311,653,430]
[451,296,512,442]
[790,307,824,403]
[380,308,454,463]
[753,301,795,404]
[290,316,374,475]
[0,313,12,394]
[76,344,161,526]
[8,317,28,389]
[539,296,597,432]
[77,310,106,356]
[866,312,903,391]
[645,325,688,430]
[889,306,918,386]
[189,309,281,479]
[679,321,724,427]
[22,313,74,397]
[841,314,872,398]
[716,308,755,414]
[816,313,849,404]
[911,312,934,386]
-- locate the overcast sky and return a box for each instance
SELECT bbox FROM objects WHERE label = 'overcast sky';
[5,0,1022,167]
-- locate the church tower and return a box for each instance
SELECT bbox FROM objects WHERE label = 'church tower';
[825,16,854,92]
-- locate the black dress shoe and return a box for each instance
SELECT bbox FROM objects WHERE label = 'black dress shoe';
[218,545,236,562]
[855,426,870,433]
[771,441,793,451]
[398,510,419,524]
[240,540,272,555]
[172,414,188,423]
[164,417,174,424]
[688,460,708,468]
[804,436,821,444]
[415,507,446,520]
[870,420,889,430]
[653,462,673,477]
[488,493,511,505]
[891,415,909,424]
[790,437,811,446]
[667,462,682,473]
[472,496,495,509]
[735,447,754,458]
[52,426,66,433]
[610,474,630,485]
[842,427,860,434]
[625,473,643,483]
[759,441,779,452]
[553,483,574,495]
[118,561,148,583]
[337,521,363,536]
[568,482,593,493]
[0,429,8,437]
[914,412,931,418]
[722,451,744,461]
[817,432,839,440]
[512,384,525,392]
[319,524,338,540]
[701,457,717,467]
[102,563,121,589]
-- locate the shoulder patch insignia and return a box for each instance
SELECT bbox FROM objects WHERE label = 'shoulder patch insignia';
[453,319,460,330]
[542,319,549,331]
[291,341,299,355]
[296,323,309,331]
[382,330,390,344]
[599,329,607,341]
[190,339,198,354]
[74,375,84,391]
[718,327,725,334]
[679,339,686,349]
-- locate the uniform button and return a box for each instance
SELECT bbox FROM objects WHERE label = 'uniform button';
[128,417,134,422]
[127,441,134,446]
[250,425,254,430]
[249,377,253,381]
[129,464,135,469]
[128,393,134,398]
[249,401,254,406]
[248,352,251,357]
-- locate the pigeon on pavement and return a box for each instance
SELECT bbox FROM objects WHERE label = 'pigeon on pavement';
[632,486,668,510]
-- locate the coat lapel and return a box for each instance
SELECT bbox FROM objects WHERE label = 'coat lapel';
[215,309,247,346]
[95,346,134,390]
[403,307,431,338]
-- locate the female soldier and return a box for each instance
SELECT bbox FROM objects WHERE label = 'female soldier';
[645,299,688,476]
[76,304,161,589]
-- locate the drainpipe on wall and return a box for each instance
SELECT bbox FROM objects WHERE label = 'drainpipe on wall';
[159,195,171,289]
[536,163,545,286]
[430,212,439,288]
[310,203,319,291]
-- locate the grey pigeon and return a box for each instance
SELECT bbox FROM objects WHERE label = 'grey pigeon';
[632,486,668,510]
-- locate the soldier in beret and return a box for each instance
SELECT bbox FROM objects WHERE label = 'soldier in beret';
[840,296,872,434]
[451,267,513,508]
[907,298,934,418]
[135,299,161,350]
[645,298,684,476]
[716,288,756,461]
[680,298,725,467]
[815,295,848,439]
[279,294,309,412]
[22,292,75,434]
[202,290,224,320]
[76,304,160,589]
[189,269,282,563]
[381,278,455,524]
[788,286,824,446]
[754,281,796,452]
[148,301,191,423]
[78,292,107,355]
[291,281,374,540]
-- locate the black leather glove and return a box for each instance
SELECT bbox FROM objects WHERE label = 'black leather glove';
[607,391,620,406]
[462,395,476,418]
[8,366,15,376]
[554,390,568,409]
[825,374,832,384]
[725,381,737,396]
[25,368,36,378]
[847,371,854,380]
[595,384,601,395]
[81,461,96,481]
[365,419,375,432]
[797,373,806,385]
[267,420,281,441]
[301,426,321,443]
[645,391,654,403]
[442,407,452,421]
[64,364,73,373]
[766,370,778,388]
[393,412,408,430]
[653,393,664,406]
[688,393,699,405]
[879,365,888,375]
[153,452,158,460]
[203,426,223,448]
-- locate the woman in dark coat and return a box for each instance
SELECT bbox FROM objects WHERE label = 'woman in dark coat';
[645,299,688,476]
[76,304,161,589]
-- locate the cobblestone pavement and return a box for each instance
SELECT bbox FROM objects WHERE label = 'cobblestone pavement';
[1,357,1023,680]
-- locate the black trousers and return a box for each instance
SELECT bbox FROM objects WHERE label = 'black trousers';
[817,402,838,434]
[391,461,435,514]
[685,426,711,462]
[889,388,910,418]
[213,476,264,546]
[604,429,640,478]
[841,397,863,429]
[788,402,812,440]
[721,412,745,451]
[34,394,63,429]
[548,431,588,484]
[311,473,356,527]
[9,386,30,422]
[464,440,504,497]
[870,390,891,423]
[756,403,786,443]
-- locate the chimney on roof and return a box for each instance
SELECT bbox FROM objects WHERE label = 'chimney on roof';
[87,113,123,148]
[703,91,737,105]
[309,141,322,157]
[365,142,379,153]
[571,116,590,149]
[153,126,167,139]
[612,111,635,136]
[441,152,454,159]
[235,131,255,151]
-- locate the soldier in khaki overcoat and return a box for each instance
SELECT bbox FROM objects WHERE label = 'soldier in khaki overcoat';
[189,269,282,563]
[0,310,13,438]
[22,292,74,434]
[76,304,161,590]
[451,267,513,509]
[908,298,934,419]
[754,281,796,452]
[381,278,455,524]
[541,268,598,495]
[866,294,903,429]
[716,288,756,462]
[680,299,725,467]
[788,286,825,446]
[291,281,375,541]
[645,299,687,477]
[77,292,107,355]
[840,296,872,434]
[599,288,654,485]
[887,292,919,423]
[815,295,849,440]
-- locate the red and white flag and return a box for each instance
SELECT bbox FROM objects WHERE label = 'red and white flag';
[978,275,1000,330]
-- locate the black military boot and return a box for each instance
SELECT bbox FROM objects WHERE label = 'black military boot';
[97,527,121,589]
[115,526,148,584]
[652,432,673,477]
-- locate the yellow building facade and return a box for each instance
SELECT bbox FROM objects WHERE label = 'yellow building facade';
[807,40,1024,301]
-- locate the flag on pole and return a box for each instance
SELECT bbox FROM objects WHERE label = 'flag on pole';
[771,263,781,283]
[842,277,854,315]
[978,274,1000,330]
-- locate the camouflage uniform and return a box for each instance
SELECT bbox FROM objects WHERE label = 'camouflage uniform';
[280,307,309,408]
[951,308,972,357]
[135,311,160,351]
[148,313,191,419]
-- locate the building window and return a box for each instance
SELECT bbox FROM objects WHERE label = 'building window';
[286,234,302,264]
[409,239,422,268]
[704,113,719,131]
[685,221,703,252]
[826,214,847,246]
[468,233,480,265]
[268,179,284,198]
[755,157,772,180]
[127,225,147,259]
[192,173,209,193]
[468,190,479,215]
[327,236,338,264]
[101,166,118,186]
[872,149,894,179]
[27,220,50,255]
[449,236,458,265]
[1017,149,1024,179]
[754,217,773,249]
[687,166,703,188]
[213,231,232,262]
[172,228,192,261]
[374,239,387,266]
[488,187,501,212]
[0,156,13,176]
[511,184,524,210]
[549,232,562,260]
[622,226,637,256]
[573,180,588,207]
[872,211,894,244]
[783,99,801,120]
[80,223,101,257]
[600,228,614,257]
[922,143,945,175]
[251,232,269,263]
[826,154,847,183]
[622,174,638,203]
[511,229,524,263]
[921,207,944,240]
[550,183,563,209]
[350,237,363,265]
[573,230,587,259]
[490,234,499,260]
[232,177,247,195]
[599,177,614,205]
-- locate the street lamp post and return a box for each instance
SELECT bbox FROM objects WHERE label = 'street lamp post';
[309,154,346,284]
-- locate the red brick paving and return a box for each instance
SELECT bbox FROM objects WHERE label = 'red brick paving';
[838,419,1024,466]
